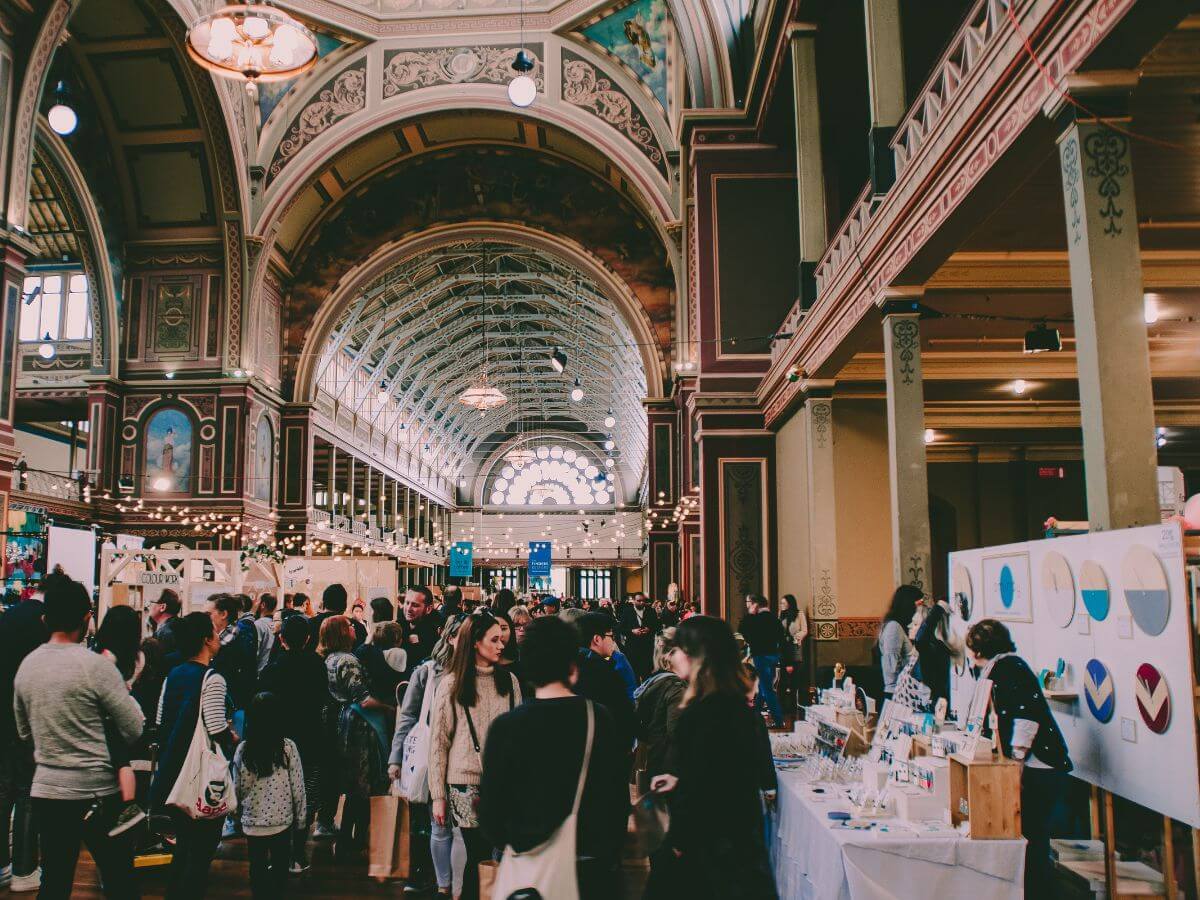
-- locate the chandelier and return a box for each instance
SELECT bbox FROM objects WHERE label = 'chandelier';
[186,4,317,88]
[506,447,536,469]
[459,372,507,411]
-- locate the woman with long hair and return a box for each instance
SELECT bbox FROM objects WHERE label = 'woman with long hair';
[878,585,921,701]
[778,594,809,714]
[93,604,147,835]
[428,610,521,900]
[317,615,389,860]
[651,616,778,900]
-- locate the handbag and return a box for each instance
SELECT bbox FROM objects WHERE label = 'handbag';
[165,669,237,820]
[368,785,411,880]
[491,701,594,900]
[399,668,437,803]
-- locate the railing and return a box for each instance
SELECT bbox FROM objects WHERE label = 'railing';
[16,469,85,502]
[812,184,881,299]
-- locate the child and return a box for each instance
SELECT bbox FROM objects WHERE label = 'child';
[92,605,148,836]
[233,691,307,898]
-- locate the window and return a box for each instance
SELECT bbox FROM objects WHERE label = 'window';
[485,568,520,591]
[20,272,91,343]
[578,568,613,601]
[487,443,614,507]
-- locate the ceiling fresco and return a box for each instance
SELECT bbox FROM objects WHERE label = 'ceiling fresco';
[577,0,673,114]
[285,145,675,368]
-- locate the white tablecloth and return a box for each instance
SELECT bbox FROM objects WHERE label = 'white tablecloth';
[770,769,1026,900]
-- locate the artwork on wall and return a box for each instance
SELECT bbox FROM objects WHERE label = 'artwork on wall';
[1084,658,1115,723]
[579,0,672,112]
[1134,662,1170,735]
[981,552,1032,622]
[4,508,46,595]
[144,407,193,494]
[1041,551,1075,628]
[253,414,273,503]
[1121,544,1170,637]
[1080,559,1110,621]
[951,563,973,620]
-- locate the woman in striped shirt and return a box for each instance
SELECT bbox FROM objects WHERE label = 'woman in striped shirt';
[151,611,236,900]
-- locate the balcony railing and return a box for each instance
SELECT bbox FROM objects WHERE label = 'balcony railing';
[15,469,87,503]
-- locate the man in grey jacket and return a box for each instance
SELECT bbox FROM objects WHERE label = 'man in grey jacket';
[13,579,144,899]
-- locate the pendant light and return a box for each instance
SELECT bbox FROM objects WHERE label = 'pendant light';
[46,82,77,136]
[186,3,317,94]
[508,0,536,107]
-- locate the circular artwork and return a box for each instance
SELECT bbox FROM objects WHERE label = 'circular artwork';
[1041,551,1075,628]
[999,565,1016,608]
[1080,560,1110,621]
[952,563,973,620]
[1084,658,1115,723]
[1121,544,1170,637]
[1134,663,1170,735]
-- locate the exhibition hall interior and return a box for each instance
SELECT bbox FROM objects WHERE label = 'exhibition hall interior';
[1,0,1199,897]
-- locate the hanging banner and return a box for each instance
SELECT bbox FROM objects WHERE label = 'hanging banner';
[528,541,552,579]
[450,541,474,579]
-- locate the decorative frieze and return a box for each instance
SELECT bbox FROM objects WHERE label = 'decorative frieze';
[268,63,367,183]
[382,44,543,96]
[561,50,664,174]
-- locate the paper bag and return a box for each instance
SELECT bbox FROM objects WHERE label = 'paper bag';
[368,792,411,880]
[478,859,499,900]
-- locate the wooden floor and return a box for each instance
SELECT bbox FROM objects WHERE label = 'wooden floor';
[68,831,650,898]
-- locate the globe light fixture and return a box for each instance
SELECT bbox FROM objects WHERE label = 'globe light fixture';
[47,82,77,136]
[604,409,616,429]
[570,377,584,402]
[186,4,317,91]
[37,332,55,360]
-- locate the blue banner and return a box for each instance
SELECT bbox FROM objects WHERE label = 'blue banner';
[528,541,552,579]
[449,541,474,578]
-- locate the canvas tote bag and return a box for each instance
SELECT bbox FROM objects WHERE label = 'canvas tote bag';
[165,669,238,820]
[491,700,594,900]
[399,666,437,803]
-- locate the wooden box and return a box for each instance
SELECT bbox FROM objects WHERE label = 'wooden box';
[948,754,1022,839]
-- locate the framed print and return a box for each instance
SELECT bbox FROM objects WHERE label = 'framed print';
[981,552,1032,622]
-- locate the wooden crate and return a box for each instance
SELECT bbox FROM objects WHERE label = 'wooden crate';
[948,754,1022,839]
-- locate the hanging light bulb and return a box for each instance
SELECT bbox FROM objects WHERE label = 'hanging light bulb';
[47,81,78,136]
[37,332,55,360]
[570,377,584,402]
[604,409,616,429]
[508,1,536,109]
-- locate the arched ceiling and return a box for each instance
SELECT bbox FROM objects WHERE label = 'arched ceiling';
[313,239,648,502]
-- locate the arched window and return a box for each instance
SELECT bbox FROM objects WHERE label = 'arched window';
[487,443,614,507]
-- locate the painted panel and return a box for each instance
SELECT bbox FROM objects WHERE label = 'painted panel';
[144,407,193,494]
[652,540,673,602]
[579,0,671,112]
[653,422,672,501]
[721,460,765,615]
[252,414,273,502]
[220,406,239,494]
[152,281,195,354]
[0,283,17,423]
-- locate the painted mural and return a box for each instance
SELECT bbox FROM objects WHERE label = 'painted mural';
[253,414,273,502]
[258,32,346,127]
[144,407,193,494]
[580,0,671,112]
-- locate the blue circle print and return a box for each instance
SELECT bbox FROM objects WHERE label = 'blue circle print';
[999,565,1015,609]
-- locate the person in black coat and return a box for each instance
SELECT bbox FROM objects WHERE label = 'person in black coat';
[400,587,443,677]
[651,616,778,900]
[572,613,637,753]
[480,617,629,900]
[310,584,366,649]
[966,619,1072,900]
[617,593,659,680]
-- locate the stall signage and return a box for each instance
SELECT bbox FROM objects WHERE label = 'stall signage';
[139,571,181,586]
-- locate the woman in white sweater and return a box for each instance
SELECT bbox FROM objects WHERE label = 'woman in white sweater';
[429,610,520,900]
[232,691,306,898]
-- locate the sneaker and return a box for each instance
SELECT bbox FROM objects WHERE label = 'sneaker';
[312,822,336,840]
[10,868,41,893]
[0,865,11,889]
[109,801,148,837]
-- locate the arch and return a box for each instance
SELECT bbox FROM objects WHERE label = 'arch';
[33,122,120,378]
[474,433,622,508]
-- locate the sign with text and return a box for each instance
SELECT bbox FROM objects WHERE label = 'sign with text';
[139,570,180,587]
[450,542,474,578]
[528,541,552,579]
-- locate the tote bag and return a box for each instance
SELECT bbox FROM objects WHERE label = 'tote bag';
[399,667,437,803]
[492,701,594,900]
[165,670,238,820]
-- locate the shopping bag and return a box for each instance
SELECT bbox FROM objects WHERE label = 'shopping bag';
[399,669,436,802]
[368,790,411,880]
[165,671,237,820]
[478,860,498,900]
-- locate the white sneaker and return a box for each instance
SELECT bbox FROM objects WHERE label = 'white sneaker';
[11,867,41,892]
[0,864,11,888]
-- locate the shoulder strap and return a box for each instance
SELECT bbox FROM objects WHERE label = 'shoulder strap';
[463,704,481,755]
[508,671,516,710]
[570,701,595,817]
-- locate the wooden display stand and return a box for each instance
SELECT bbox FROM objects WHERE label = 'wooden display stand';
[834,707,876,757]
[948,754,1022,839]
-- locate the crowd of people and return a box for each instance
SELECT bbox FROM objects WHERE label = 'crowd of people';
[1,577,796,899]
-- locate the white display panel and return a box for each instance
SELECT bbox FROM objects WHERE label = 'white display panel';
[48,524,96,597]
[949,523,1199,827]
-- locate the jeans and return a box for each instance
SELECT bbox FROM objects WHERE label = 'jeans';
[431,817,453,890]
[166,811,224,899]
[247,830,291,899]
[32,793,138,900]
[0,739,37,877]
[457,826,493,900]
[1021,767,1073,900]
[751,654,783,723]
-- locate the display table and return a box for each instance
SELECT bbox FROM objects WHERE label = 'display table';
[770,768,1026,900]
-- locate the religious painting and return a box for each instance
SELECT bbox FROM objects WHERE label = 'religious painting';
[253,414,273,502]
[580,0,671,112]
[144,407,193,494]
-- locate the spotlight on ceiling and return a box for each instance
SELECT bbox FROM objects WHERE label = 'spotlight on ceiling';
[508,49,536,108]
[1012,379,1028,396]
[924,428,935,444]
[1144,295,1159,325]
[1023,323,1061,354]
[570,377,584,402]
[47,81,77,136]
[550,347,567,373]
[37,332,55,360]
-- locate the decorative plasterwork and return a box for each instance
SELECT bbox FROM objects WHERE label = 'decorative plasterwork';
[382,44,543,96]
[561,49,665,174]
[268,62,367,184]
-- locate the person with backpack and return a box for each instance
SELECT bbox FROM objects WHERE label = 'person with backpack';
[480,616,628,900]
[429,610,521,900]
[232,692,306,898]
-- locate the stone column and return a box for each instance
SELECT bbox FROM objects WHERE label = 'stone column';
[791,26,827,309]
[803,392,840,643]
[863,0,906,193]
[1051,80,1158,529]
[327,444,337,516]
[881,297,932,594]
